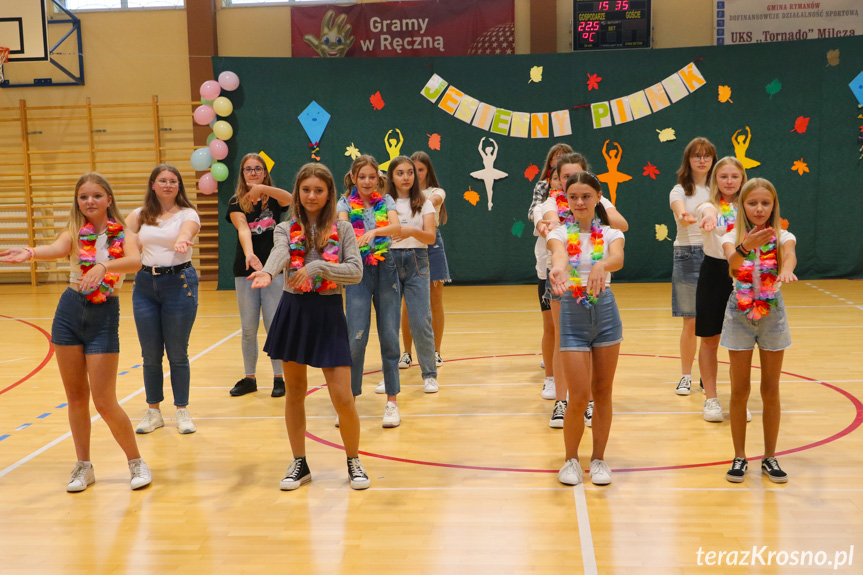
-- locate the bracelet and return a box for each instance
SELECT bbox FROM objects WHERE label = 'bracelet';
[96,262,108,272]
[23,247,35,261]
[735,244,750,257]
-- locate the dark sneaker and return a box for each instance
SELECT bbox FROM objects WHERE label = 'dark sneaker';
[434,351,443,367]
[271,377,285,398]
[584,400,594,428]
[549,400,567,429]
[761,457,788,484]
[347,457,370,490]
[675,375,692,396]
[280,457,311,491]
[726,457,748,483]
[700,379,705,394]
[398,352,412,369]
[230,377,257,397]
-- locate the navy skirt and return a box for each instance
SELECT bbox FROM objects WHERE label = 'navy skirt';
[264,291,352,368]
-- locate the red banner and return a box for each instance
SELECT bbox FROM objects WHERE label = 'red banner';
[290,0,514,58]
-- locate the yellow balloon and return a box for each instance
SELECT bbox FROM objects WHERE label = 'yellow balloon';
[213,96,233,117]
[212,120,233,141]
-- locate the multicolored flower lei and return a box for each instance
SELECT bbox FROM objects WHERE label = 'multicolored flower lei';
[348,187,390,265]
[288,218,339,293]
[718,199,736,232]
[735,235,778,320]
[565,218,604,306]
[549,188,573,224]
[78,219,124,304]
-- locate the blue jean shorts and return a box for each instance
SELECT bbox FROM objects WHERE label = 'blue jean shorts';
[720,291,792,352]
[559,289,623,352]
[671,245,704,317]
[428,230,451,283]
[51,287,120,354]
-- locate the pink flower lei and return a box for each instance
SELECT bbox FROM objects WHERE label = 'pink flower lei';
[78,219,124,304]
[288,218,340,293]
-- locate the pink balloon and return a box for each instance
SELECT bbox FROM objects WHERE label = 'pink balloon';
[193,105,216,126]
[198,172,218,195]
[218,71,240,92]
[208,138,228,161]
[199,80,221,101]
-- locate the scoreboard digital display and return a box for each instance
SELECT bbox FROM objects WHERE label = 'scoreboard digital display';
[573,0,651,51]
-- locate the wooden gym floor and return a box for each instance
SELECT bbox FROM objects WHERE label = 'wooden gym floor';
[0,280,861,574]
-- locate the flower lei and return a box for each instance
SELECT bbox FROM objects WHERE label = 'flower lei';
[348,187,390,265]
[735,235,778,320]
[565,218,604,306]
[549,188,572,224]
[78,219,124,304]
[289,218,339,293]
[718,199,736,232]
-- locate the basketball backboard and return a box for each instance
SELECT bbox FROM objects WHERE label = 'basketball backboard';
[0,0,49,61]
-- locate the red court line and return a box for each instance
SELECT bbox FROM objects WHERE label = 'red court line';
[0,314,55,396]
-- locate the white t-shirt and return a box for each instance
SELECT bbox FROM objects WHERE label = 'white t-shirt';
[422,187,446,227]
[548,224,624,286]
[132,207,201,267]
[696,200,736,259]
[669,184,710,247]
[391,198,435,250]
[68,232,126,289]
[537,196,616,277]
[721,228,797,292]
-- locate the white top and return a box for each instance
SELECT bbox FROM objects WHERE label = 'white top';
[669,184,710,247]
[696,200,736,260]
[68,232,126,289]
[132,207,201,267]
[391,198,435,250]
[721,228,796,294]
[548,224,625,286]
[421,187,446,227]
[536,196,616,277]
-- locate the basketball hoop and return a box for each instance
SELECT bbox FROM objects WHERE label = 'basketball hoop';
[0,47,9,84]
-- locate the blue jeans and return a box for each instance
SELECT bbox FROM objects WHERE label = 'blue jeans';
[133,267,199,407]
[235,273,284,377]
[391,249,437,379]
[346,256,401,396]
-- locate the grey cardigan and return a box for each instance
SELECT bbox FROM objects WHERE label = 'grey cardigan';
[262,219,362,295]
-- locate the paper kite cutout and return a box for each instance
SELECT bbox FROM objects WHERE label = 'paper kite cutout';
[524,164,540,181]
[718,86,733,103]
[657,128,676,142]
[378,129,404,171]
[642,161,660,180]
[826,49,840,67]
[529,66,543,83]
[427,133,441,150]
[791,117,810,134]
[511,221,525,237]
[732,127,761,169]
[596,140,631,205]
[766,79,782,99]
[655,224,671,242]
[259,150,275,173]
[849,71,863,106]
[298,101,330,145]
[345,142,361,160]
[470,137,508,211]
[370,91,385,110]
[587,73,602,91]
[791,159,809,175]
[463,187,480,206]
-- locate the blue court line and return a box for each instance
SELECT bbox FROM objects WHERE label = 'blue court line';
[132,364,142,368]
[56,403,67,409]
[0,435,10,442]
[119,371,129,376]
[15,423,31,431]
[36,413,51,419]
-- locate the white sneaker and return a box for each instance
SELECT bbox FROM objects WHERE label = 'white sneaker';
[334,414,340,428]
[434,351,443,368]
[423,377,439,393]
[590,459,613,485]
[584,400,594,428]
[398,352,412,369]
[66,462,95,492]
[129,459,152,490]
[747,408,752,422]
[675,375,692,396]
[540,360,545,369]
[382,401,401,428]
[541,377,556,400]
[375,380,386,394]
[136,408,164,434]
[558,458,583,485]
[703,398,723,422]
[176,408,196,434]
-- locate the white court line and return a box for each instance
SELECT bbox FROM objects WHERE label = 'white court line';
[606,486,863,493]
[573,483,598,575]
[0,329,241,480]
[326,486,568,491]
[0,357,27,365]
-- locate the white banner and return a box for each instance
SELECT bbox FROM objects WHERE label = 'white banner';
[715,0,862,45]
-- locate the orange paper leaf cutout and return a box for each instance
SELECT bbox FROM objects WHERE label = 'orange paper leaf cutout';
[791,116,810,134]
[370,91,385,110]
[586,73,602,91]
[524,163,540,181]
[780,217,790,230]
[718,85,733,103]
[642,161,660,180]
[791,159,809,175]
[463,187,480,206]
[427,133,441,150]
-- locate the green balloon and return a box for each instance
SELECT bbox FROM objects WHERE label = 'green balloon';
[210,161,229,182]
[201,97,214,106]
[206,132,217,145]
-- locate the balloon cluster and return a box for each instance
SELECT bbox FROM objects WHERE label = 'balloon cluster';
[192,71,240,195]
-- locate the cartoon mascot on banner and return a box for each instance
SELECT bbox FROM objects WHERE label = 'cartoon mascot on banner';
[304,9,356,58]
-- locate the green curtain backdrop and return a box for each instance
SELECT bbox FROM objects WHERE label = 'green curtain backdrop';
[213,35,863,289]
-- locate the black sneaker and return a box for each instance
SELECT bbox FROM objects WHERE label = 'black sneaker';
[271,377,285,398]
[229,377,257,397]
[675,375,691,396]
[584,400,594,428]
[726,457,748,483]
[699,379,705,394]
[280,457,311,491]
[549,400,567,429]
[347,457,370,490]
[761,457,788,484]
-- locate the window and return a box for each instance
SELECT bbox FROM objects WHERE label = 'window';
[223,0,354,6]
[56,0,184,11]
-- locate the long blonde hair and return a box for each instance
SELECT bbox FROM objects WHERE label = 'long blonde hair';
[66,173,126,257]
[734,178,783,271]
[292,163,338,252]
[233,153,274,213]
[708,156,747,206]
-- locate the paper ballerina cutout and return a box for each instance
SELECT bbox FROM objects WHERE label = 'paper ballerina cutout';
[470,137,508,211]
[732,127,761,169]
[596,140,631,205]
[378,129,404,171]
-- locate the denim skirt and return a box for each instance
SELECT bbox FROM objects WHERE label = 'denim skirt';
[264,291,352,368]
[428,230,451,283]
[671,245,704,317]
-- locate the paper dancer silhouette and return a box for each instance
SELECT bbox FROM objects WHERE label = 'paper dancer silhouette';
[596,140,631,205]
[378,129,404,171]
[470,137,508,210]
[732,126,761,169]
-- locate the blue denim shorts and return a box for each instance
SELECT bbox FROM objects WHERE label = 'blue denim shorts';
[543,270,562,303]
[720,291,792,352]
[428,230,451,283]
[51,287,120,354]
[559,289,623,352]
[671,245,704,317]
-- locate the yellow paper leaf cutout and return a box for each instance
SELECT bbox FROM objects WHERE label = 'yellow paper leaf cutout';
[718,85,733,103]
[791,159,809,175]
[826,49,840,66]
[529,66,543,83]
[655,224,671,242]
[657,128,676,142]
[345,142,360,160]
[463,187,480,206]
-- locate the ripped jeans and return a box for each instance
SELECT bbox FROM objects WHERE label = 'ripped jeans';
[345,254,402,396]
